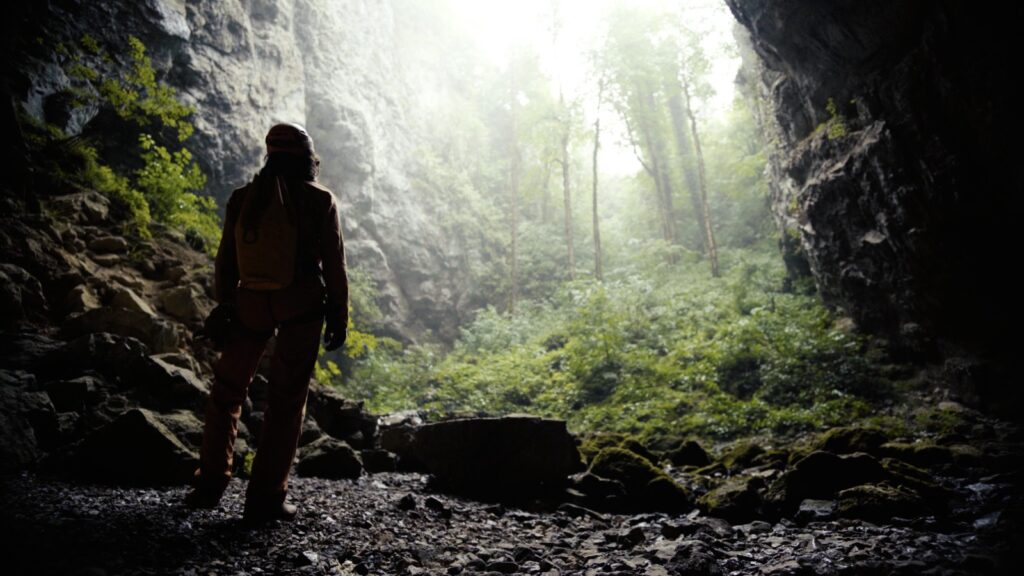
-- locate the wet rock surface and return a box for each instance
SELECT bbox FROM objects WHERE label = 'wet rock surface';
[1,467,1019,576]
[728,0,1018,376]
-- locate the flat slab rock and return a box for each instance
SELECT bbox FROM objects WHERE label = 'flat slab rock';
[412,414,582,497]
[0,472,1014,576]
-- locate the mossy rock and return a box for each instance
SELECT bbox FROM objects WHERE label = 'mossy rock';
[752,449,790,469]
[697,475,765,523]
[668,439,711,468]
[578,433,657,465]
[588,447,690,512]
[879,441,983,469]
[837,483,928,521]
[881,457,954,506]
[813,426,888,455]
[720,440,765,471]
[641,432,688,455]
[765,451,887,513]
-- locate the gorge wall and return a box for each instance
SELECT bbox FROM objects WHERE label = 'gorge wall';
[728,1,1019,380]
[7,0,483,343]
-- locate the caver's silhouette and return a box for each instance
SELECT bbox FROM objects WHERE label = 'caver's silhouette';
[186,123,349,523]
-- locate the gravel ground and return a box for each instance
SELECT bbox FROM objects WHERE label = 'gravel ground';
[1,470,1017,576]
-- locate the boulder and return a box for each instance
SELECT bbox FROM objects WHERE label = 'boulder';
[88,236,129,254]
[151,352,202,374]
[720,440,766,471]
[62,306,179,354]
[299,416,325,446]
[159,284,206,322]
[306,384,378,447]
[61,408,198,485]
[154,409,205,449]
[64,284,101,316]
[813,426,888,455]
[379,423,426,472]
[668,439,712,468]
[795,499,837,523]
[360,448,398,473]
[568,471,627,506]
[880,441,983,468]
[578,432,658,465]
[44,374,107,413]
[45,191,110,224]
[0,369,36,388]
[414,415,581,498]
[0,386,58,472]
[0,332,63,372]
[698,475,765,523]
[766,451,887,513]
[49,332,151,385]
[588,446,690,512]
[109,286,156,316]
[837,483,929,521]
[136,356,210,412]
[0,263,48,328]
[296,436,363,480]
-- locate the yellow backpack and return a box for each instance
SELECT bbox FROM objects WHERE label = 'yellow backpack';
[234,176,298,290]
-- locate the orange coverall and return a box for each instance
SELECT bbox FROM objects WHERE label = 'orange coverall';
[194,177,348,509]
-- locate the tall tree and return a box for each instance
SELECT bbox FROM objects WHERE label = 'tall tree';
[558,93,576,281]
[681,76,719,277]
[591,76,605,281]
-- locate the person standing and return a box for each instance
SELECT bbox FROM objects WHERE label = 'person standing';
[185,123,349,523]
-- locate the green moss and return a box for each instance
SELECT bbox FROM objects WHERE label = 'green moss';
[813,426,888,455]
[589,446,665,491]
[589,447,690,511]
[720,440,765,470]
[578,432,657,465]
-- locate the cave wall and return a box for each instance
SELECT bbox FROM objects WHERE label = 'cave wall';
[7,0,478,343]
[727,0,1019,366]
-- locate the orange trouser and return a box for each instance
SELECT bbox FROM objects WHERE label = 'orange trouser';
[195,275,324,505]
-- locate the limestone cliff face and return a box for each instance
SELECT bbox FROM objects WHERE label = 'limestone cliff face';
[11,0,475,343]
[728,0,1019,364]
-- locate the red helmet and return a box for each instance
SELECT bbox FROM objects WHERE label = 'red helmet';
[265,122,314,155]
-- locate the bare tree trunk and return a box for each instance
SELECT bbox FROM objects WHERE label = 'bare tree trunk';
[540,163,552,223]
[508,71,521,314]
[623,110,676,265]
[561,122,575,281]
[681,78,719,277]
[592,81,604,281]
[509,157,519,313]
[667,88,706,253]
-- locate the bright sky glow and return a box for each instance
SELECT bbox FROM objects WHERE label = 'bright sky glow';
[446,0,741,174]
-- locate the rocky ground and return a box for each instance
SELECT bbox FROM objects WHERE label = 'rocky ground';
[1,461,1019,576]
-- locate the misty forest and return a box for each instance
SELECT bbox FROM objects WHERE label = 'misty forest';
[1,1,1020,575]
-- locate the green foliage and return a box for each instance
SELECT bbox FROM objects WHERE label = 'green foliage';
[38,34,220,249]
[97,36,194,142]
[825,98,848,140]
[134,134,219,250]
[336,248,880,441]
[811,97,848,141]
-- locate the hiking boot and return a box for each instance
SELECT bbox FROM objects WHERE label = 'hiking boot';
[188,481,230,508]
[184,476,229,509]
[242,498,297,524]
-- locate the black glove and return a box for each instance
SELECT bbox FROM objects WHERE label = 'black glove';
[203,302,237,351]
[323,303,348,352]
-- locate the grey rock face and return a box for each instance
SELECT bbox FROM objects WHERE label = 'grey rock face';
[14,0,485,343]
[728,1,1018,366]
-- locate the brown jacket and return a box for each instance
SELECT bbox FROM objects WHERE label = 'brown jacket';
[214,177,349,327]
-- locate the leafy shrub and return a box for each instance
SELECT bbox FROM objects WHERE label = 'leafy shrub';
[39,34,220,249]
[334,248,880,441]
